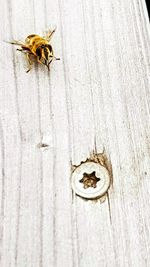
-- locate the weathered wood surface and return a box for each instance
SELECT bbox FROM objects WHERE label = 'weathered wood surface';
[0,0,150,266]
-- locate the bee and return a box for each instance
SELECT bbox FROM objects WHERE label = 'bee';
[7,29,60,72]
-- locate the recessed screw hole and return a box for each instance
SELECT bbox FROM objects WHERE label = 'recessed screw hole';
[79,171,100,189]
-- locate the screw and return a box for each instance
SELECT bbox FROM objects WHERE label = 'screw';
[79,171,100,189]
[71,162,110,199]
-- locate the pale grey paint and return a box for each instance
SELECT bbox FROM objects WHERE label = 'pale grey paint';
[0,0,150,266]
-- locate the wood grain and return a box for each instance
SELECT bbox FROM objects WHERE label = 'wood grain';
[0,0,150,266]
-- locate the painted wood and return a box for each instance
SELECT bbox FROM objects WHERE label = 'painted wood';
[0,0,150,266]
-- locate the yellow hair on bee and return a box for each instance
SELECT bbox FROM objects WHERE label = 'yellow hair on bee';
[8,29,60,72]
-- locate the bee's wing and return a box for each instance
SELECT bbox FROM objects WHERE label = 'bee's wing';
[4,40,25,46]
[44,28,56,41]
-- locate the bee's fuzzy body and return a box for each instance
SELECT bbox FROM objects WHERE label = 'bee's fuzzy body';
[8,29,60,72]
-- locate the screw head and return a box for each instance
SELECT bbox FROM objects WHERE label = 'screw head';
[71,162,110,199]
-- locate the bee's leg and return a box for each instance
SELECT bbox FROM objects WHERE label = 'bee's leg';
[26,53,33,73]
[54,56,60,61]
[37,58,43,65]
[45,28,56,41]
[16,48,24,52]
[16,48,30,54]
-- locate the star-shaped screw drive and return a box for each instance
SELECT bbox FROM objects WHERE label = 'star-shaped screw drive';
[79,171,100,189]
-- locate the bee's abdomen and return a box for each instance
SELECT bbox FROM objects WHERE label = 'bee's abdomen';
[25,35,39,44]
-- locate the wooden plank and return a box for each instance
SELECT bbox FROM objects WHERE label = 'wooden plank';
[0,0,149,266]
